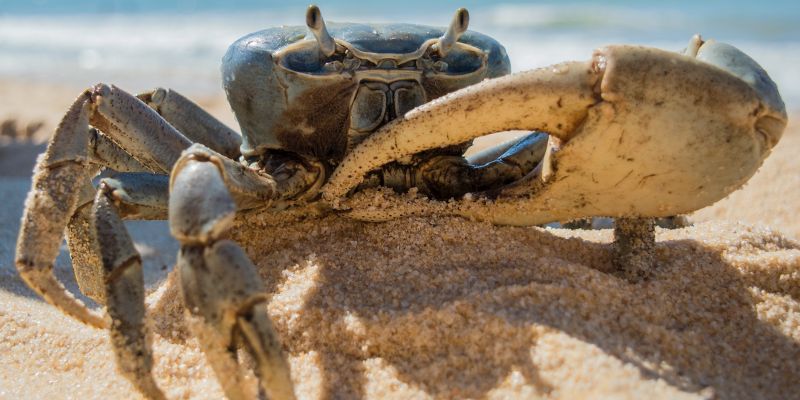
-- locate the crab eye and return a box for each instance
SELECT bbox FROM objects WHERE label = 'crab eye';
[280,40,348,74]
[432,45,484,74]
[281,44,324,73]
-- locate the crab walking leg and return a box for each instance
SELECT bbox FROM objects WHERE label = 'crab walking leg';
[322,60,601,200]
[613,218,656,281]
[65,128,169,304]
[170,150,295,400]
[67,173,169,304]
[90,84,192,173]
[138,88,242,159]
[68,128,168,304]
[15,93,108,327]
[16,83,192,328]
[67,126,169,304]
[179,243,295,400]
[67,89,211,301]
[88,127,154,173]
[92,187,166,400]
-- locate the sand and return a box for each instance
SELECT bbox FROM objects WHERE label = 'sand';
[0,81,798,399]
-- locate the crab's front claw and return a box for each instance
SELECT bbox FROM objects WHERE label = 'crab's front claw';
[323,40,786,226]
[477,42,786,225]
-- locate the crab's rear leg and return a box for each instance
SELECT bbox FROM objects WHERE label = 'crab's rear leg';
[67,173,169,303]
[169,145,299,400]
[15,93,109,326]
[91,183,167,400]
[16,84,191,326]
[64,127,168,302]
[138,88,242,159]
[16,83,202,399]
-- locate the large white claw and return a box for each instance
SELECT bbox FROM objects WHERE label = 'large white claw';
[323,41,787,226]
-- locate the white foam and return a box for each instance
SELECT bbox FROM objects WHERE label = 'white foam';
[1,9,798,108]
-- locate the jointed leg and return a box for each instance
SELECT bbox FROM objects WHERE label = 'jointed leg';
[92,184,166,400]
[613,217,656,281]
[139,88,242,159]
[68,125,169,302]
[169,146,295,400]
[15,84,197,398]
[16,84,191,325]
[88,127,154,173]
[67,173,169,303]
[15,93,108,326]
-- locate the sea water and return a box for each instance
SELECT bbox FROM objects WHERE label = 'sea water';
[1,0,798,108]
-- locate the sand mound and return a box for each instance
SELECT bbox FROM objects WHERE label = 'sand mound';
[2,201,799,399]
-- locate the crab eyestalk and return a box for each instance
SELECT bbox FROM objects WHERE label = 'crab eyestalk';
[306,5,336,57]
[434,8,469,56]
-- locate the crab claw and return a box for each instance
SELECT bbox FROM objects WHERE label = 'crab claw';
[322,40,786,225]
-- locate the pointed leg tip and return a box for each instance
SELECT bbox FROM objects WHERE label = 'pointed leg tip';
[129,374,166,400]
[16,261,108,328]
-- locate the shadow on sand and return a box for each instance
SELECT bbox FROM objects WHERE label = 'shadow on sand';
[4,201,799,399]
[221,216,799,399]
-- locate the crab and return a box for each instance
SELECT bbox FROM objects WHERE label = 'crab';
[14,5,786,400]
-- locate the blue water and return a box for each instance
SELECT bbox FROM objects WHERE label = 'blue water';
[2,0,799,107]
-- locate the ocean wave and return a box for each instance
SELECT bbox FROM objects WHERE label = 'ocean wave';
[481,3,800,40]
[1,7,798,108]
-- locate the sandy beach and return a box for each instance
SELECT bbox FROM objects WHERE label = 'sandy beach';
[1,75,799,400]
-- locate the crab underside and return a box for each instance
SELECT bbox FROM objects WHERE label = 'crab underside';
[14,5,786,400]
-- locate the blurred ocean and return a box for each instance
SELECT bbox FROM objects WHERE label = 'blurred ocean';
[2,0,799,108]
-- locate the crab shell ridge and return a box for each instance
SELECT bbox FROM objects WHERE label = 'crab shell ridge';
[222,23,510,163]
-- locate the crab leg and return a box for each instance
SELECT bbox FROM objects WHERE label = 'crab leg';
[88,128,154,172]
[613,218,656,281]
[67,125,169,303]
[139,88,242,159]
[66,129,162,302]
[169,147,296,400]
[16,84,191,327]
[67,173,169,303]
[15,93,108,327]
[90,84,192,173]
[92,187,166,400]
